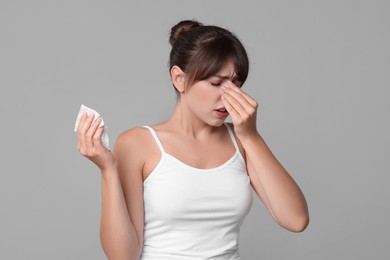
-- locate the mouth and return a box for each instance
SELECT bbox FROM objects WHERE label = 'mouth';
[214,107,229,118]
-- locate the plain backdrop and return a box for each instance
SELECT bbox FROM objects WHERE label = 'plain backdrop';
[1,0,389,259]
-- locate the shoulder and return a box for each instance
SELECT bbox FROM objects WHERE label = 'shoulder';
[115,126,151,147]
[113,126,155,165]
[114,126,164,181]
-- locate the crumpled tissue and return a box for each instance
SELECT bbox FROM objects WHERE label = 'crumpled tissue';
[74,104,109,149]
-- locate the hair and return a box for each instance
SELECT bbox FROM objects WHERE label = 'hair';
[169,20,249,92]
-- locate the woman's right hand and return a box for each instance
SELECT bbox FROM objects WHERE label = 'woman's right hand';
[77,112,116,172]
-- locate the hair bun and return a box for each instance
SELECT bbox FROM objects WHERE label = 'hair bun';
[169,20,202,47]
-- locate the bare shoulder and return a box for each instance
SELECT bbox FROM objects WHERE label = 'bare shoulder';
[113,127,155,170]
[114,126,162,181]
[115,126,151,149]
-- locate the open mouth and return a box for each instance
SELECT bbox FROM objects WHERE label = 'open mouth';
[214,107,229,118]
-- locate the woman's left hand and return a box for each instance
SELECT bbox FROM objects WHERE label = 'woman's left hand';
[220,81,259,140]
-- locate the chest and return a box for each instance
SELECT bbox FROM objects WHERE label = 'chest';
[143,155,252,225]
[143,138,237,181]
[157,134,236,168]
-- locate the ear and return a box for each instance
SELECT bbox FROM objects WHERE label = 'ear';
[170,65,186,93]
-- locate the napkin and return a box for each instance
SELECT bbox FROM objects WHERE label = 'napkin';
[74,104,110,149]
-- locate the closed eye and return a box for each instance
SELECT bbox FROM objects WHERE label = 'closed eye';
[210,82,222,87]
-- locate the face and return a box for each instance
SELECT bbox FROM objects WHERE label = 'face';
[180,61,241,127]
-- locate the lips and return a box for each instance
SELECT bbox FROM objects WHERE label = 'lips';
[214,107,229,118]
[215,108,227,112]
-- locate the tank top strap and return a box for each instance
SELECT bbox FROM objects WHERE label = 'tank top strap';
[142,126,165,154]
[224,123,240,152]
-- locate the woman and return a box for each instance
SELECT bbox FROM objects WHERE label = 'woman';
[77,20,309,260]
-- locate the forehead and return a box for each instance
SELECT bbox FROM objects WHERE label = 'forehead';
[213,61,236,79]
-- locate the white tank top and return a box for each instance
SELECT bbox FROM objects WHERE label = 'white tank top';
[140,124,253,260]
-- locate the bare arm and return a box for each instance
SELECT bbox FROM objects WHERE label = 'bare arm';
[221,82,309,232]
[77,113,143,259]
[100,167,142,259]
[240,133,309,232]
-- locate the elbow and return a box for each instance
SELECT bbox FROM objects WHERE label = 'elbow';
[275,208,309,233]
[100,236,143,260]
[286,213,310,233]
[285,198,310,233]
[101,246,142,260]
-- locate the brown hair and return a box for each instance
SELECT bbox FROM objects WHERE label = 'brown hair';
[169,20,249,91]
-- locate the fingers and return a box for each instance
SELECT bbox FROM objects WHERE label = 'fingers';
[221,82,259,138]
[77,112,104,155]
[77,112,89,150]
[221,81,258,117]
[93,124,105,146]
[86,116,103,148]
[229,82,258,107]
[221,92,242,120]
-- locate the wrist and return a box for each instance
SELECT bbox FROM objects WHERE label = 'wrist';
[237,130,261,144]
[100,163,119,181]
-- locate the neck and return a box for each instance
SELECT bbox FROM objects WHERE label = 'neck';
[166,100,219,140]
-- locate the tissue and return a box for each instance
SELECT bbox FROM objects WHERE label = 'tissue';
[74,104,109,149]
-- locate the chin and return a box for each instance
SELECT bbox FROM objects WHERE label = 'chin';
[208,120,225,127]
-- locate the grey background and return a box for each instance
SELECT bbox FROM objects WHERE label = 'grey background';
[1,0,389,259]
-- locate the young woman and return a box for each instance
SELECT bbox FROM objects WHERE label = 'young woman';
[77,20,309,260]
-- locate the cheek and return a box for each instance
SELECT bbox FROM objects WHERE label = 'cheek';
[192,87,208,100]
[203,89,221,104]
[188,84,221,105]
[213,89,223,102]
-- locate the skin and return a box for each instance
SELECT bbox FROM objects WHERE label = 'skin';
[77,61,309,260]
